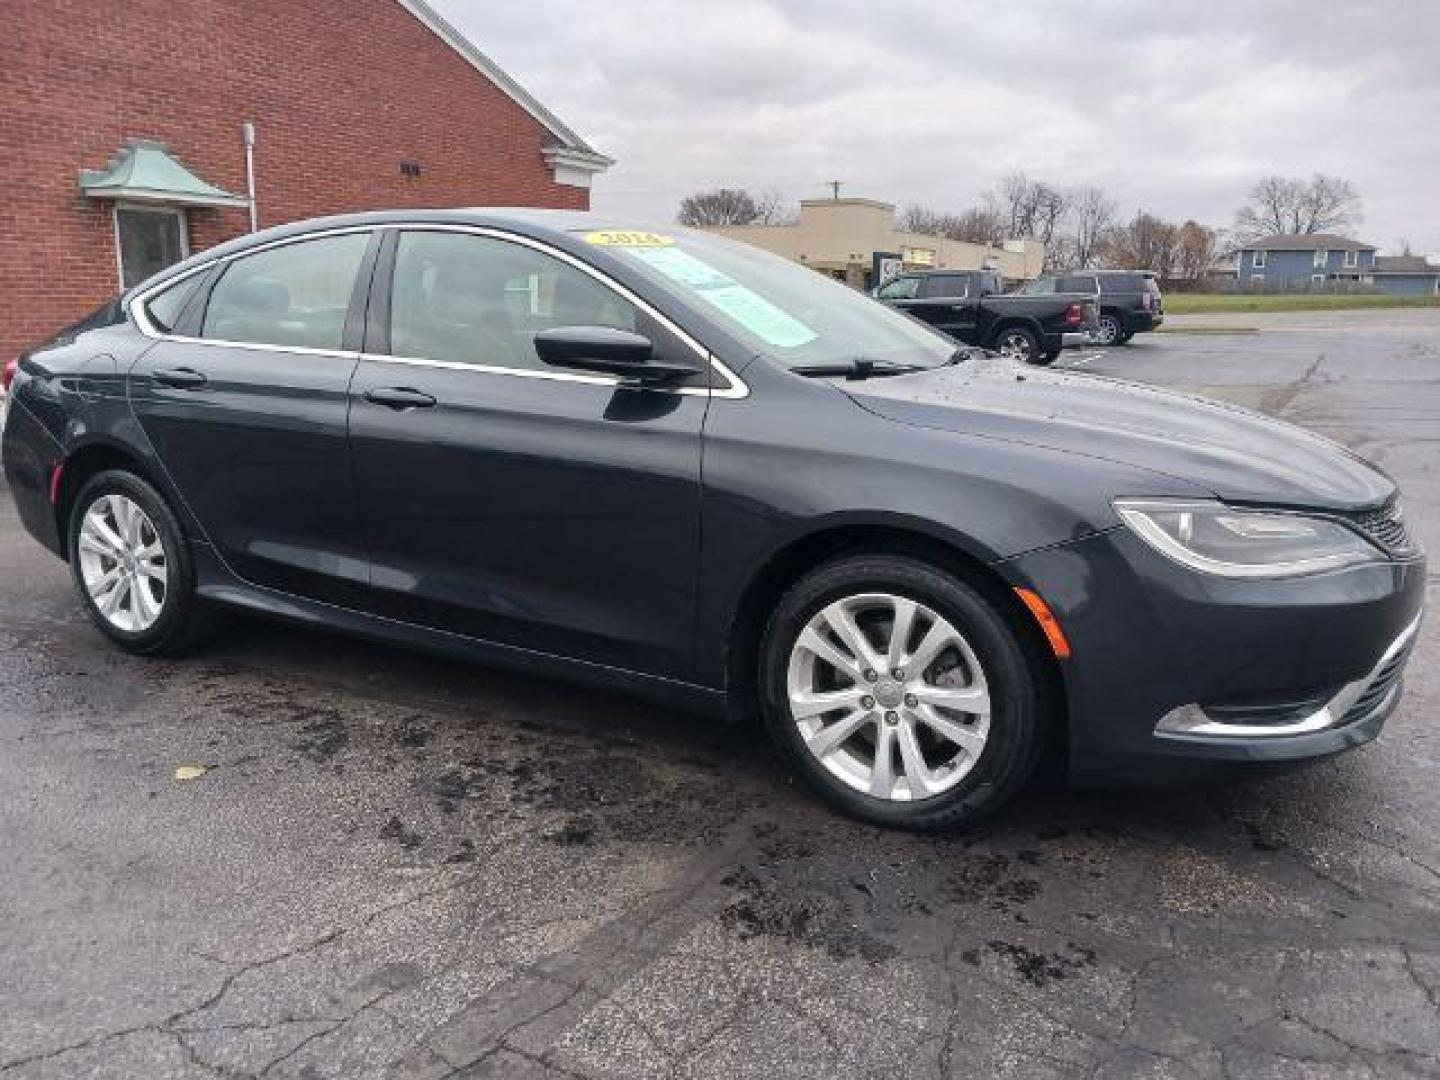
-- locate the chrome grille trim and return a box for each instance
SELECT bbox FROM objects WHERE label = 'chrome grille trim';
[1156,612,1422,739]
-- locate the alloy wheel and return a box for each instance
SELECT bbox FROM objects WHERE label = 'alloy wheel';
[77,494,168,633]
[996,331,1034,362]
[785,592,991,802]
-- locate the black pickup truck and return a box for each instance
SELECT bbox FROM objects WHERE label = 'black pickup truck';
[873,269,1096,365]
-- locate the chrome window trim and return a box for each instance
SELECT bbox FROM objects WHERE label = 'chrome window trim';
[127,222,749,400]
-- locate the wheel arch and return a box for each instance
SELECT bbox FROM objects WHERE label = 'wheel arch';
[987,317,1042,347]
[52,440,158,560]
[723,519,1069,762]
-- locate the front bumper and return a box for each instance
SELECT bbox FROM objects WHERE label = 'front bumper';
[1002,527,1426,785]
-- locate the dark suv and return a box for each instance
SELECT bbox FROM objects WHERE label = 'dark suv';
[1023,270,1163,346]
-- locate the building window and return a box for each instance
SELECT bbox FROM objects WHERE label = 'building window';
[1344,249,1359,268]
[1314,249,1328,268]
[1252,249,1266,269]
[1311,274,1325,287]
[1251,274,1265,285]
[114,205,188,289]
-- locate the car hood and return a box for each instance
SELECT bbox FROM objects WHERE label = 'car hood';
[844,357,1393,511]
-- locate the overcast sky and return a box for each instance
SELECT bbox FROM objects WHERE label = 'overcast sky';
[435,0,1440,254]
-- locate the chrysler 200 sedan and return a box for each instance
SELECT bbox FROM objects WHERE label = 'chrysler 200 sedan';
[1,210,1426,830]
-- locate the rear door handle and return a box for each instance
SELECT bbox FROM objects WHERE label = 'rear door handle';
[364,386,437,410]
[151,367,208,389]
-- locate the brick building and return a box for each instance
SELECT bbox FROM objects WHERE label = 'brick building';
[0,0,611,361]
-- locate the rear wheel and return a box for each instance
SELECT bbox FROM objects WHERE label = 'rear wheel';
[758,555,1048,830]
[993,325,1042,365]
[1093,313,1123,345]
[68,470,211,655]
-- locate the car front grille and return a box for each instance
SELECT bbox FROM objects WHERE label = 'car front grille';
[1349,502,1420,559]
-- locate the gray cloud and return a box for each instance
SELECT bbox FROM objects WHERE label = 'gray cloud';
[435,0,1440,252]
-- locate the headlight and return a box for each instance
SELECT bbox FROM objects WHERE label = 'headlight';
[1114,499,1382,578]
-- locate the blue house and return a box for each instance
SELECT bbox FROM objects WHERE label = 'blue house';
[1373,255,1440,295]
[1230,234,1439,294]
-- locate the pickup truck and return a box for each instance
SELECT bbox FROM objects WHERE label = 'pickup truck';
[873,269,1097,365]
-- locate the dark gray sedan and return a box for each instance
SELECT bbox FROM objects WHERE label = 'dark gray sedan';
[1,210,1425,829]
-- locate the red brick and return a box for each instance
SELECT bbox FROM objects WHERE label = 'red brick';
[0,0,593,360]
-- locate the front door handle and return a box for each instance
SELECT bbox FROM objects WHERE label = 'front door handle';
[364,386,437,410]
[151,367,208,389]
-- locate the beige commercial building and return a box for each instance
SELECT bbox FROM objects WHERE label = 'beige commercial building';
[706,197,1046,290]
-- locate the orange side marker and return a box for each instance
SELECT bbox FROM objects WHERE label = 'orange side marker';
[1013,587,1072,660]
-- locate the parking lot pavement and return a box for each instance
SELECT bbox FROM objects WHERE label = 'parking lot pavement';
[2,309,1438,1080]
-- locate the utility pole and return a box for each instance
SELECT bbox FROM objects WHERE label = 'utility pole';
[827,180,843,200]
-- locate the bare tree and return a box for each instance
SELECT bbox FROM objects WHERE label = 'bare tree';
[676,188,762,227]
[948,206,1006,245]
[993,173,1069,245]
[752,190,796,225]
[1233,173,1362,240]
[1065,186,1117,269]
[1102,211,1180,277]
[1174,220,1218,284]
[990,173,1070,268]
[897,204,952,235]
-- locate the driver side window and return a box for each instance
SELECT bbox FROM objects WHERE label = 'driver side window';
[876,276,920,300]
[389,231,639,373]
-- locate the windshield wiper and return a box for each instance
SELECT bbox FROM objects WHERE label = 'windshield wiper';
[791,358,930,380]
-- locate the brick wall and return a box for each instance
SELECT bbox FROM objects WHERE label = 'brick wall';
[0,0,592,361]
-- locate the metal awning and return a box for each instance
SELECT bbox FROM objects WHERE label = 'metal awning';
[79,139,248,208]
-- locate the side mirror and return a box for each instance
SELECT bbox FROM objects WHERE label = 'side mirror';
[533,326,699,384]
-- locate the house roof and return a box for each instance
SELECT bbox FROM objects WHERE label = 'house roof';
[1375,255,1440,274]
[1244,233,1375,252]
[396,0,612,173]
[78,139,249,207]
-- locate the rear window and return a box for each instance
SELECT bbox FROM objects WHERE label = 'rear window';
[1058,275,1098,293]
[1099,273,1158,294]
[923,275,970,299]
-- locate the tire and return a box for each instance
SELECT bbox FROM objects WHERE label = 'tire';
[992,325,1043,365]
[68,469,212,655]
[1034,348,1061,367]
[758,555,1048,831]
[1116,331,1135,345]
[1093,312,1123,346]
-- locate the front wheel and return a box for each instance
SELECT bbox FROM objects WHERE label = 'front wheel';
[758,556,1048,830]
[68,470,212,655]
[993,325,1042,365]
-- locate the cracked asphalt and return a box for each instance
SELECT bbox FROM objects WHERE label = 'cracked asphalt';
[2,307,1438,1079]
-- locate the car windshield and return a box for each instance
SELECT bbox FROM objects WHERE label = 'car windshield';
[576,228,957,370]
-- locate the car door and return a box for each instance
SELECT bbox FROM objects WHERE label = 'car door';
[913,273,978,341]
[128,228,377,605]
[346,227,709,679]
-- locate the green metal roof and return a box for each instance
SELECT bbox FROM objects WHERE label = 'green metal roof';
[79,139,248,208]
